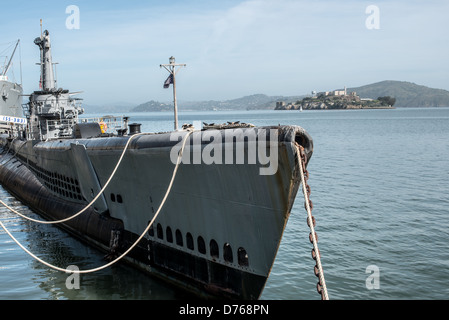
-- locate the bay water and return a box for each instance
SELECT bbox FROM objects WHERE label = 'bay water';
[1,107,448,300]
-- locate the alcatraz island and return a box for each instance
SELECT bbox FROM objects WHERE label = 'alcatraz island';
[89,80,449,113]
[275,87,395,110]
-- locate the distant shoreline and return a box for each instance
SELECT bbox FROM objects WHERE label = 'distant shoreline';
[86,80,449,113]
[272,106,396,111]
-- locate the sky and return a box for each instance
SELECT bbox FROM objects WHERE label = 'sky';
[1,0,448,106]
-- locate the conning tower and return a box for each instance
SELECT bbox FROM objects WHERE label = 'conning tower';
[25,29,83,140]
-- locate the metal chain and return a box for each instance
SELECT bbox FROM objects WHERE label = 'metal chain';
[297,144,329,300]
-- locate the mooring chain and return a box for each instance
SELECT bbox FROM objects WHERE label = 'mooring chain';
[296,144,329,300]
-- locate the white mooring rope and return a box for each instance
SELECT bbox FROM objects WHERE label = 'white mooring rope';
[0,131,192,274]
[1,132,150,224]
[296,145,329,300]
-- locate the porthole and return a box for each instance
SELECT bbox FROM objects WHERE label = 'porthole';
[157,223,163,239]
[238,247,249,266]
[166,227,173,243]
[223,243,233,263]
[110,193,116,202]
[148,224,154,237]
[117,194,123,203]
[210,239,219,259]
[197,236,206,254]
[186,232,194,250]
[176,229,183,246]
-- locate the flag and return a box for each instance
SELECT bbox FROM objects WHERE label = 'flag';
[163,74,173,88]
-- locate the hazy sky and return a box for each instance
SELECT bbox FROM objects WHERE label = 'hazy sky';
[1,0,448,106]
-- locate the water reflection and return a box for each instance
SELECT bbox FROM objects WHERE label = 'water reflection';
[0,186,189,300]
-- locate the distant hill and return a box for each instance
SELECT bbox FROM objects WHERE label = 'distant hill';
[347,80,449,108]
[178,94,283,111]
[132,100,172,112]
[119,80,449,113]
[129,94,305,112]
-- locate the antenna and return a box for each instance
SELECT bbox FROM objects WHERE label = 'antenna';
[40,19,43,37]
[160,56,186,131]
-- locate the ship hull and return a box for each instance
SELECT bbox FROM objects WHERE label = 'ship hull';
[0,125,312,299]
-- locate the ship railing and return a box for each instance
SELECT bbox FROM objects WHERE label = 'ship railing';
[44,118,77,140]
[46,116,127,139]
[77,115,127,134]
[43,116,127,140]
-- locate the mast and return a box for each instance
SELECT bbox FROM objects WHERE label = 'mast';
[1,39,20,77]
[34,29,56,90]
[160,56,186,131]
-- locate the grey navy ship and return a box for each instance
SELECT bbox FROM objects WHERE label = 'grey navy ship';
[0,30,314,299]
[0,40,25,132]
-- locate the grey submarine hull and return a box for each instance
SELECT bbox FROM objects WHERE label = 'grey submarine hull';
[0,124,312,299]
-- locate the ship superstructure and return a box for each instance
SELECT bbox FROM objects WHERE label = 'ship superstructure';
[0,39,25,133]
[24,30,84,140]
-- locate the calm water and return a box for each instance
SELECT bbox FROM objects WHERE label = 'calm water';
[1,107,448,300]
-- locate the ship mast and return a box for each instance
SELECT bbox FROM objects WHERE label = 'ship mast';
[160,56,186,131]
[1,39,20,77]
[34,22,56,91]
